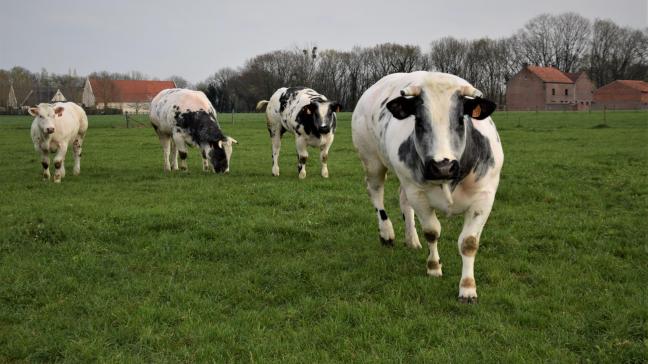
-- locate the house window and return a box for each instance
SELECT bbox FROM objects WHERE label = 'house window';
[565,89,569,96]
[552,88,556,96]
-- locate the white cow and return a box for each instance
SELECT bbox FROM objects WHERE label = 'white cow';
[352,71,503,303]
[256,87,340,178]
[29,102,88,183]
[149,88,237,173]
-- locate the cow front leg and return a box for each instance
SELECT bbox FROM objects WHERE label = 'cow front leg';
[72,134,84,176]
[52,143,68,183]
[271,133,282,176]
[457,195,495,303]
[172,133,189,171]
[295,136,308,179]
[201,149,210,172]
[362,159,394,246]
[319,134,334,178]
[399,186,422,249]
[404,187,443,277]
[40,150,50,180]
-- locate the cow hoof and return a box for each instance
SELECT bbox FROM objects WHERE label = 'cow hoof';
[73,170,80,176]
[380,237,394,246]
[405,237,422,249]
[53,179,61,184]
[298,172,306,179]
[458,296,478,304]
[272,171,280,177]
[426,260,442,277]
[321,170,329,178]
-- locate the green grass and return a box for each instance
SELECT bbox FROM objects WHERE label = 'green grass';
[0,110,647,362]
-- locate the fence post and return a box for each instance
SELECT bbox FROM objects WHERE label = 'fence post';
[603,106,606,124]
[124,111,130,128]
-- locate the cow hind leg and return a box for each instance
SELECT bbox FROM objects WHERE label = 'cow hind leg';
[170,138,179,171]
[158,133,172,172]
[362,159,394,246]
[456,195,495,303]
[172,133,189,171]
[403,187,443,277]
[72,132,84,176]
[270,132,282,176]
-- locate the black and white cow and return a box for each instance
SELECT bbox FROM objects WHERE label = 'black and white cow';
[29,102,88,183]
[150,88,237,173]
[352,71,503,303]
[256,87,340,178]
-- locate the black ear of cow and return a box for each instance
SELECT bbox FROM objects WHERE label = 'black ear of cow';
[330,102,342,113]
[464,98,497,120]
[386,96,418,120]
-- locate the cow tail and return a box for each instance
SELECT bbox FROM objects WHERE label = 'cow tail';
[256,100,269,112]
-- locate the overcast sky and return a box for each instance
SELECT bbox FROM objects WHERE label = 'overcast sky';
[1,0,646,83]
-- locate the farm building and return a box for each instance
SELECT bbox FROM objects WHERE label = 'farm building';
[82,78,176,114]
[51,89,66,102]
[593,80,648,110]
[506,65,595,111]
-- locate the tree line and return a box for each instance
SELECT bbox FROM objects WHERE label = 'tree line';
[1,13,646,111]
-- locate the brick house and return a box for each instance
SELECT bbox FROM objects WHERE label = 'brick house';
[506,66,595,111]
[82,78,176,114]
[593,80,648,110]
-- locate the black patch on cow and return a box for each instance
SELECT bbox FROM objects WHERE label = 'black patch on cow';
[452,122,494,187]
[151,123,158,132]
[280,126,287,136]
[174,110,229,173]
[279,87,306,112]
[54,161,61,169]
[179,151,188,160]
[380,237,394,246]
[208,144,228,173]
[378,209,388,221]
[380,97,390,108]
[398,134,423,180]
[41,162,48,169]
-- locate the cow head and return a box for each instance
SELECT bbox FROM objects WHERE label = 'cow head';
[28,103,64,135]
[208,136,238,173]
[298,101,341,135]
[386,75,496,182]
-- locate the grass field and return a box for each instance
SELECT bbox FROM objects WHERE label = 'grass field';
[0,110,647,362]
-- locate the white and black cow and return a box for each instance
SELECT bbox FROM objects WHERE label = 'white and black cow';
[29,102,88,183]
[150,88,237,173]
[352,71,503,303]
[256,87,340,178]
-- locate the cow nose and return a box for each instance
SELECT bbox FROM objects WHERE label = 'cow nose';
[46,127,55,134]
[423,159,459,180]
[319,125,331,134]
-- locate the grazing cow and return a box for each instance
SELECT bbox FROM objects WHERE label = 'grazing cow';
[352,71,503,303]
[256,87,340,178]
[29,102,88,183]
[149,88,237,173]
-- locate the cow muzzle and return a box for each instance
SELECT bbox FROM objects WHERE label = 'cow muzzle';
[423,159,459,180]
[46,127,55,134]
[318,125,331,134]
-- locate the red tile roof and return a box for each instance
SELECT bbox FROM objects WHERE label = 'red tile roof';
[565,72,583,82]
[527,66,574,84]
[89,79,176,103]
[616,80,648,92]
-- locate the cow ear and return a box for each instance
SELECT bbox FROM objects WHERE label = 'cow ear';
[330,102,342,113]
[28,107,39,116]
[386,96,418,120]
[464,98,496,120]
[227,136,238,145]
[54,106,64,117]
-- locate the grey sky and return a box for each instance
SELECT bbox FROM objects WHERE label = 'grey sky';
[1,0,646,83]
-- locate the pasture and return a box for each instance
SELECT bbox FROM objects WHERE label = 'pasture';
[0,110,646,362]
